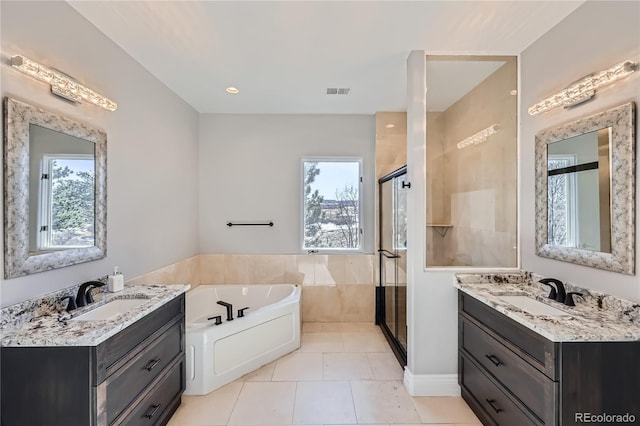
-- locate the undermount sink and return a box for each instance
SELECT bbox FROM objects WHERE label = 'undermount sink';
[497,295,571,317]
[71,299,148,321]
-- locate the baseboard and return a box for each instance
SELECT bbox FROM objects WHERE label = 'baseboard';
[403,369,461,396]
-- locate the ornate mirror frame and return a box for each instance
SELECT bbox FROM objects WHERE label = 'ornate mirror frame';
[535,102,635,275]
[3,97,107,279]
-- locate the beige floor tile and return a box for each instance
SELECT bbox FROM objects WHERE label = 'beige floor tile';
[292,381,356,424]
[227,381,296,425]
[300,332,345,352]
[272,352,323,381]
[323,353,374,380]
[342,332,390,353]
[367,353,404,380]
[411,396,481,424]
[241,361,276,381]
[167,381,243,426]
[350,380,421,424]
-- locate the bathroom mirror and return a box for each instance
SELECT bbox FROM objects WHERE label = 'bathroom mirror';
[3,97,107,279]
[535,102,635,275]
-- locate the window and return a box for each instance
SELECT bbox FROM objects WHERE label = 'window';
[547,154,577,247]
[302,158,362,251]
[38,154,95,250]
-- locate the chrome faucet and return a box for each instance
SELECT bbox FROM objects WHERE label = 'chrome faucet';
[216,300,234,321]
[76,281,105,307]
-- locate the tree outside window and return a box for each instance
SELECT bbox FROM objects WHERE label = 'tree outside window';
[303,159,362,250]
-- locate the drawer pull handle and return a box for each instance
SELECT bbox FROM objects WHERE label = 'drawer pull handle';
[145,358,161,372]
[485,354,502,366]
[485,399,503,414]
[143,403,161,419]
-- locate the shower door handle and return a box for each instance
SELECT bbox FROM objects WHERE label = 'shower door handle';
[401,181,411,189]
[378,249,400,259]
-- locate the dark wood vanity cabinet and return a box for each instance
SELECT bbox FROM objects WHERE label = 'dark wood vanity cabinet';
[458,291,640,426]
[1,294,185,426]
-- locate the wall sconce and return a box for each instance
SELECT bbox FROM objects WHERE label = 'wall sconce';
[457,124,500,149]
[10,55,117,112]
[528,59,637,116]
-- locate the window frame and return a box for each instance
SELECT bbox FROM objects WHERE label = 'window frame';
[37,153,96,251]
[547,154,578,248]
[300,156,364,253]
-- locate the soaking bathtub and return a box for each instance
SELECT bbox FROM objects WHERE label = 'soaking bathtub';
[184,284,301,395]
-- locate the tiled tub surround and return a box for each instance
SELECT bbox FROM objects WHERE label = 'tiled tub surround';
[128,254,376,323]
[1,283,189,347]
[455,271,640,342]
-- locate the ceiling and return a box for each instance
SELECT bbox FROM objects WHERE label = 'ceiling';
[69,1,584,114]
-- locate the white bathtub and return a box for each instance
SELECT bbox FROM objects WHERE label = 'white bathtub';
[184,284,301,395]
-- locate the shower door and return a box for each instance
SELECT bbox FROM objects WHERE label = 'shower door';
[377,166,408,366]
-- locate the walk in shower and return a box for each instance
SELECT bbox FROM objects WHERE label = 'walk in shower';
[376,166,408,365]
[425,55,518,268]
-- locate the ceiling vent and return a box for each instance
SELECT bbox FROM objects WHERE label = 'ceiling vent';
[326,88,350,95]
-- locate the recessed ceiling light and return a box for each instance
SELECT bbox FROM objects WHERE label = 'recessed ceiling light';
[226,87,240,94]
[385,124,395,128]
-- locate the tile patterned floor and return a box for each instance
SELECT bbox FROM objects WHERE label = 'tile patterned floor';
[168,322,481,426]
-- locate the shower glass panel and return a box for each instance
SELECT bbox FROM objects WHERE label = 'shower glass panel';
[377,166,408,365]
[425,55,518,268]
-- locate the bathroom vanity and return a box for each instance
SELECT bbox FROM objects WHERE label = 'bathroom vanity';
[456,273,640,426]
[1,284,188,426]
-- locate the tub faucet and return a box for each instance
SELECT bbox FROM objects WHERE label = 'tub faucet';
[217,301,234,321]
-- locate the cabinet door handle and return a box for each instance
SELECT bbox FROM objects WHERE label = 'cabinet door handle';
[485,354,502,366]
[485,399,503,414]
[143,403,161,419]
[145,358,161,372]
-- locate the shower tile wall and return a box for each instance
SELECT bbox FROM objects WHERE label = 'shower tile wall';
[426,58,518,267]
[128,254,375,322]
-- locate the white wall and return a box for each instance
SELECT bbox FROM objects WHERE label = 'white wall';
[198,114,375,254]
[0,1,200,307]
[405,51,462,396]
[521,0,640,301]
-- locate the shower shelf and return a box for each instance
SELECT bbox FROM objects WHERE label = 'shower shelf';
[426,224,452,237]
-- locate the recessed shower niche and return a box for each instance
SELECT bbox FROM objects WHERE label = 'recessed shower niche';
[425,56,518,268]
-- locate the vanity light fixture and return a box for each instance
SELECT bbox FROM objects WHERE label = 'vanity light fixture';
[457,124,500,150]
[226,86,240,94]
[10,55,117,112]
[528,59,637,116]
[385,124,395,128]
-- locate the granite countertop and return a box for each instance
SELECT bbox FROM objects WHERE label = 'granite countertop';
[455,272,640,342]
[1,284,189,347]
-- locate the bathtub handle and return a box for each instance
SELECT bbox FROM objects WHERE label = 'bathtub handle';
[238,307,250,318]
[145,358,161,372]
[207,315,223,325]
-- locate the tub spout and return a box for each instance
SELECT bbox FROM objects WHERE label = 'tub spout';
[217,301,234,321]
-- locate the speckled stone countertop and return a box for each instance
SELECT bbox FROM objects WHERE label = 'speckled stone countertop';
[1,284,189,347]
[455,272,640,342]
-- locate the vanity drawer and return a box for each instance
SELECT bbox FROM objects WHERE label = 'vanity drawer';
[107,320,183,424]
[459,292,557,379]
[460,352,542,426]
[461,316,555,422]
[97,296,185,382]
[116,359,184,426]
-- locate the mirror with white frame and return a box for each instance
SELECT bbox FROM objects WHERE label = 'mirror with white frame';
[3,97,106,279]
[535,102,635,274]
